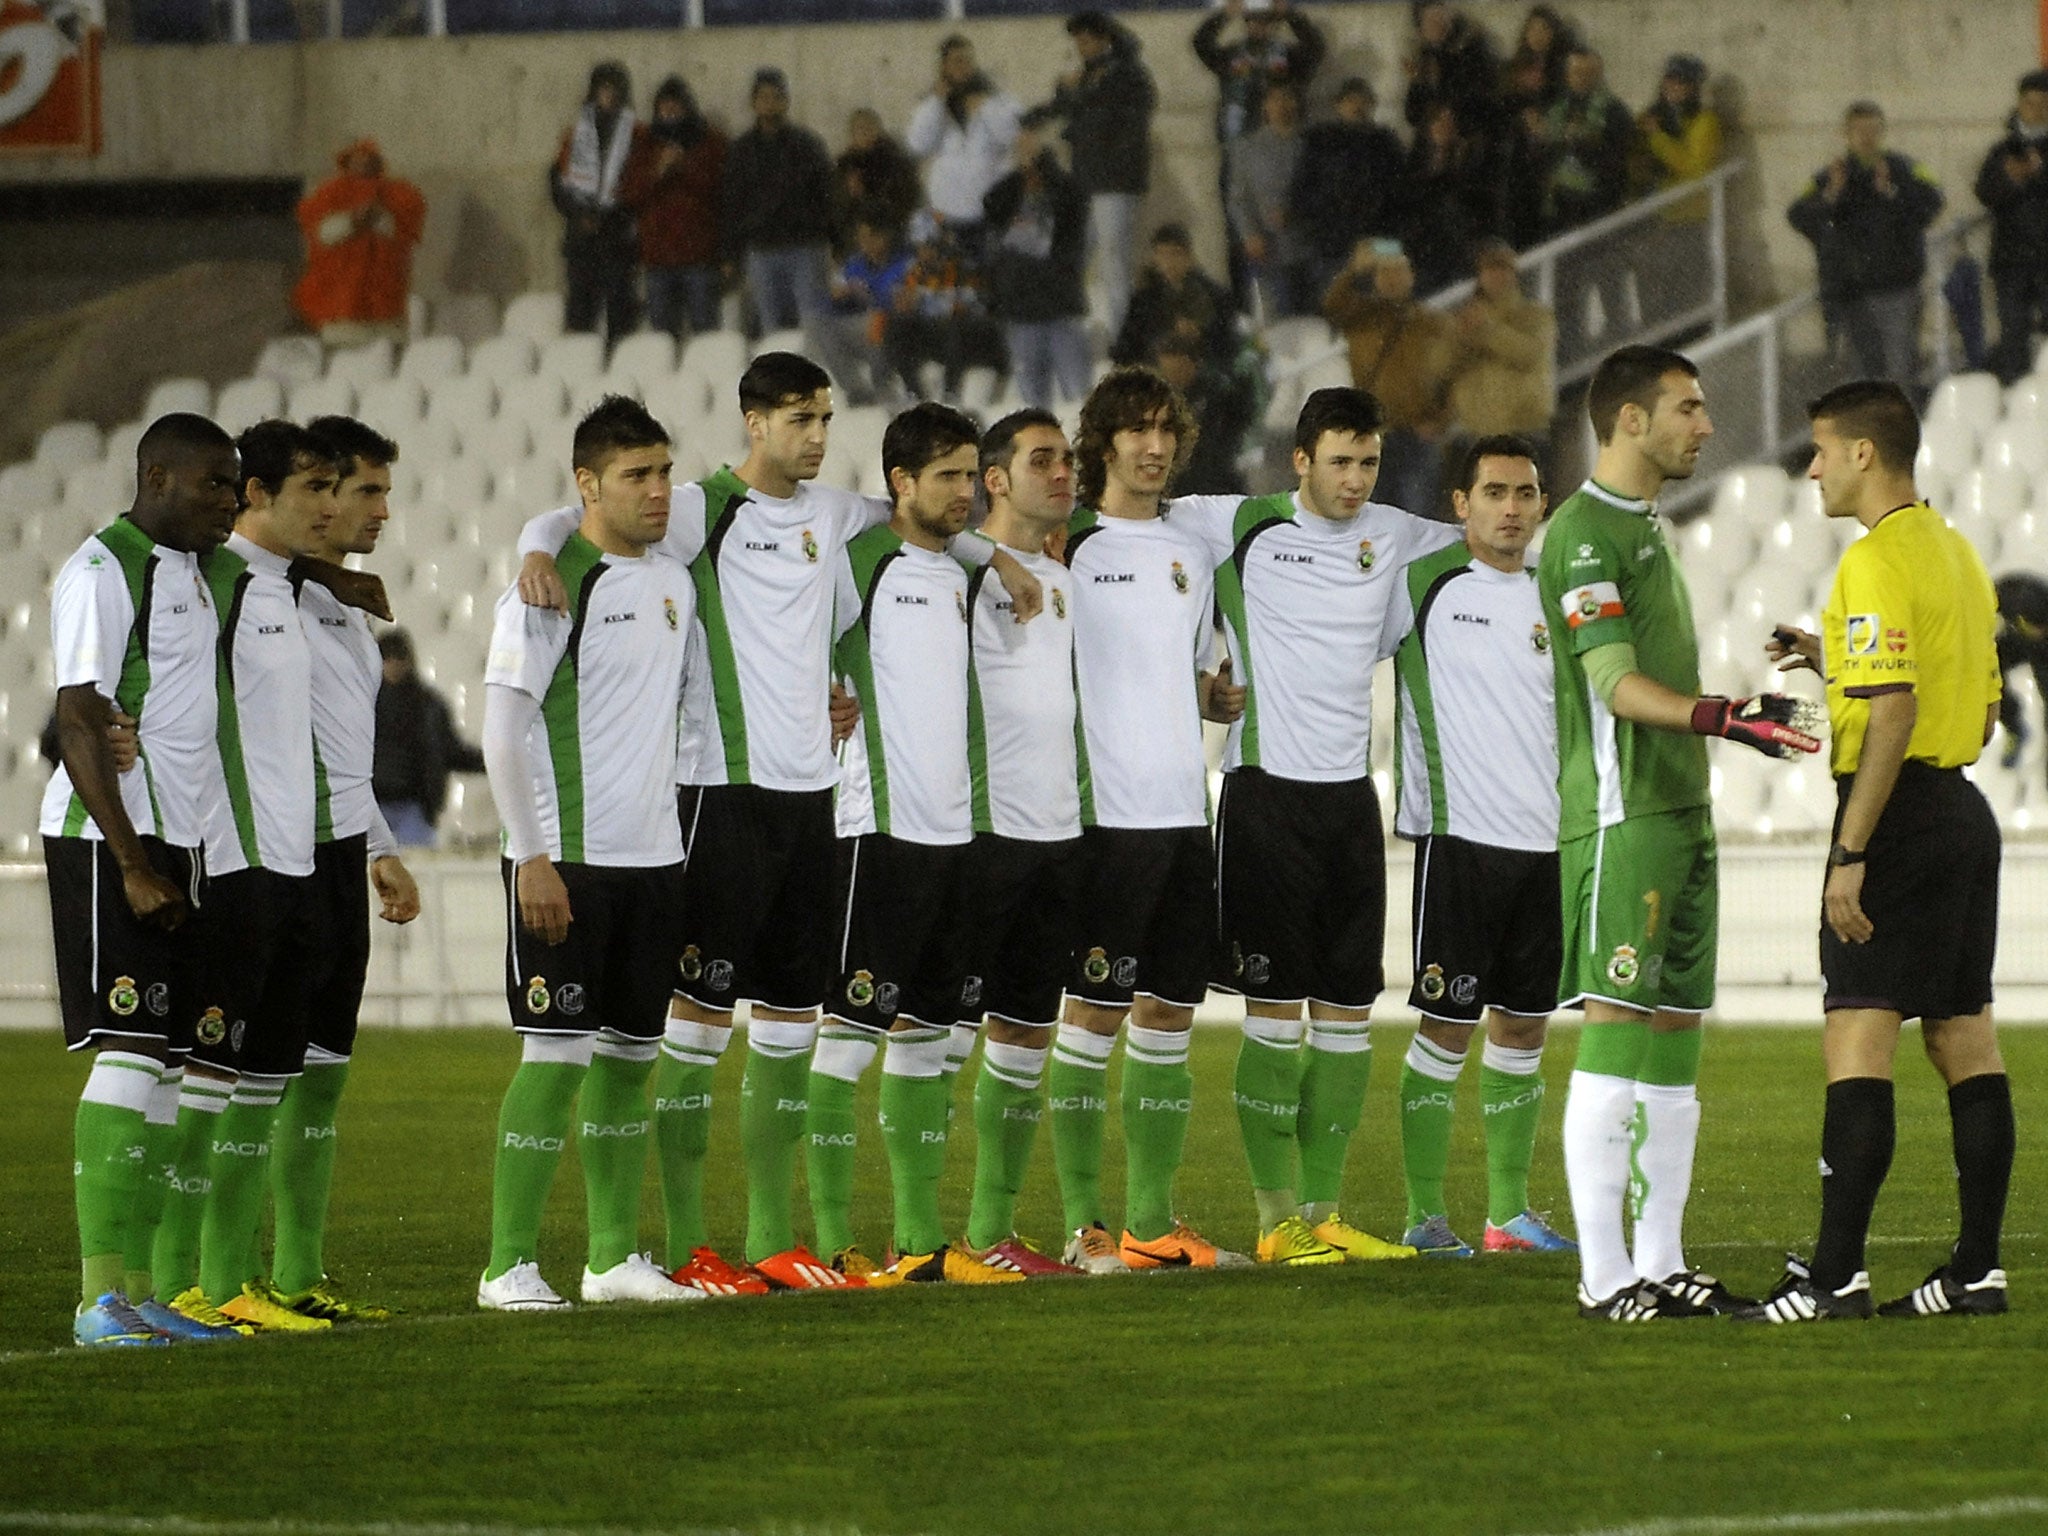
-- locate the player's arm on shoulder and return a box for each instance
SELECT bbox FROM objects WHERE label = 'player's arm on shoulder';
[1165,493,1244,569]
[953,531,1043,623]
[515,505,581,614]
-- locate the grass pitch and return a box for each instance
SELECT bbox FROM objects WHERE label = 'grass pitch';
[1,1025,2044,1536]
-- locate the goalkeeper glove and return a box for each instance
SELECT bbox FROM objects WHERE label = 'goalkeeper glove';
[1690,694,1824,759]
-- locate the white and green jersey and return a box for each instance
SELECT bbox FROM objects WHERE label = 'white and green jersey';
[832,526,971,846]
[485,532,694,866]
[966,545,1079,841]
[202,533,316,878]
[1063,508,1217,829]
[1388,542,1559,852]
[40,518,220,849]
[299,579,389,850]
[1170,492,1461,782]
[517,471,889,793]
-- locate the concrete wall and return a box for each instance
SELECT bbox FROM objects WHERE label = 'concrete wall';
[0,1,2036,314]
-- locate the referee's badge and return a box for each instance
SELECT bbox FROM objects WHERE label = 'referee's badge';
[525,975,551,1015]
[1531,622,1550,654]
[1357,539,1376,572]
[1846,614,1880,656]
[1418,963,1446,1002]
[1170,561,1190,595]
[801,529,819,563]
[1606,945,1639,987]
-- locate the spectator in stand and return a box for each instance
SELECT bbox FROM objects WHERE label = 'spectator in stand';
[1152,333,1257,496]
[1789,101,1944,391]
[1323,242,1457,518]
[1637,54,1721,196]
[1976,70,2048,383]
[621,75,727,341]
[1404,1,1502,142]
[550,62,639,344]
[374,630,485,849]
[1446,239,1557,467]
[1229,81,1310,318]
[834,108,923,245]
[812,207,915,404]
[1291,78,1408,307]
[1535,48,1635,237]
[292,138,427,346]
[1193,0,1325,151]
[1500,5,1574,118]
[983,127,1092,408]
[1112,223,1238,370]
[885,211,1007,400]
[723,67,838,335]
[905,34,1021,257]
[1025,11,1157,339]
[1401,101,1502,297]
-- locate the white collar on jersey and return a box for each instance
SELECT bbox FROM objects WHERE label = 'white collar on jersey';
[1578,478,1656,515]
[226,529,293,574]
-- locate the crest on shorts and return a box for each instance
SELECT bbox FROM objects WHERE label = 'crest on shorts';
[1450,974,1478,1007]
[1111,955,1138,989]
[875,981,900,1016]
[1531,622,1550,654]
[1244,953,1271,987]
[961,974,984,1010]
[556,984,585,1017]
[1082,947,1111,985]
[847,969,876,1008]
[1418,963,1446,1002]
[1170,561,1190,595]
[1357,539,1376,572]
[196,1007,226,1046]
[145,982,170,1018]
[107,975,139,1018]
[1229,941,1245,979]
[1606,945,1639,987]
[706,959,734,992]
[525,975,551,1015]
[664,597,679,631]
[679,945,703,983]
[801,529,820,563]
[1052,587,1067,619]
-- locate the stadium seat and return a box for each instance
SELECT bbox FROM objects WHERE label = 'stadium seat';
[33,420,103,475]
[326,338,396,390]
[1768,760,1834,834]
[1709,755,1770,832]
[1915,418,1976,483]
[214,375,285,434]
[605,332,677,394]
[648,370,714,434]
[496,373,569,430]
[1676,515,1755,584]
[502,292,566,344]
[959,366,1002,412]
[467,334,538,385]
[415,460,493,534]
[681,328,748,385]
[1705,462,1790,527]
[754,328,808,361]
[422,372,497,431]
[1979,419,2048,477]
[404,414,462,468]
[354,377,427,434]
[1926,371,2003,444]
[1951,463,2030,524]
[431,293,500,348]
[1725,564,1818,633]
[408,291,429,339]
[0,462,62,519]
[255,336,325,387]
[1760,511,1844,578]
[1972,759,2027,831]
[396,335,465,389]
[142,377,212,421]
[525,416,575,469]
[830,406,889,488]
[541,332,606,387]
[2004,374,2048,433]
[494,454,571,512]
[458,415,532,466]
[287,376,358,422]
[103,420,146,471]
[61,460,127,523]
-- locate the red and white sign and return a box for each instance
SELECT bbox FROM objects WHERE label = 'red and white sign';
[0,1,102,156]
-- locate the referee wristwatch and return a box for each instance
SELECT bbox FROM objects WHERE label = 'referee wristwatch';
[1827,844,1867,868]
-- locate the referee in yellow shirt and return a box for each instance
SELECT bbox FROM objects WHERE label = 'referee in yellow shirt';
[1745,380,2013,1323]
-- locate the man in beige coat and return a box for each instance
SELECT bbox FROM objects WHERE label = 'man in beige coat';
[1323,242,1457,516]
[1448,240,1558,466]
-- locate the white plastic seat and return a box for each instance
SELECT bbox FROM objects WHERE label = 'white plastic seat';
[34,420,104,475]
[1705,463,1790,528]
[1926,371,2003,444]
[397,335,465,389]
[1676,515,1757,585]
[958,366,1002,412]
[680,329,747,387]
[0,461,62,522]
[605,332,677,393]
[753,328,809,361]
[1951,464,2031,523]
[326,338,395,389]
[502,292,566,344]
[255,336,325,387]
[497,373,569,430]
[1725,564,1818,634]
[287,376,358,422]
[1709,755,1771,831]
[1767,759,1835,835]
[404,415,462,467]
[422,373,498,432]
[61,460,129,522]
[214,375,285,434]
[467,334,537,384]
[524,416,575,470]
[1759,513,1843,579]
[539,332,606,386]
[648,370,715,433]
[353,376,427,433]
[142,377,212,421]
[432,293,501,348]
[103,420,147,473]
[415,460,493,525]
[2005,374,2048,433]
[458,415,533,465]
[1915,419,1977,483]
[494,455,572,512]
[1979,419,2048,477]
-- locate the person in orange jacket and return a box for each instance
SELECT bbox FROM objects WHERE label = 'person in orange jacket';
[292,139,427,346]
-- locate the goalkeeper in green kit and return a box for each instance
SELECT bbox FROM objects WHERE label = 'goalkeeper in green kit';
[1535,346,1823,1321]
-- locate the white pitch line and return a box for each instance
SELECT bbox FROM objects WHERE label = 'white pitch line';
[0,1514,914,1536]
[1522,1495,2048,1536]
[1689,1232,2042,1253]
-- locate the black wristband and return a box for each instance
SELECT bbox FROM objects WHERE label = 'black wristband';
[1827,844,1866,868]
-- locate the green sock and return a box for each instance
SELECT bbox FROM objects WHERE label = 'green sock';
[577,1049,654,1274]
[1638,1026,1704,1087]
[268,1060,350,1295]
[1481,1044,1546,1226]
[740,1020,814,1262]
[125,1066,184,1300]
[1234,1024,1304,1230]
[654,1022,724,1266]
[805,1025,872,1258]
[1048,1024,1113,1233]
[1121,1026,1193,1242]
[155,1079,229,1298]
[966,1041,1048,1250]
[1399,1034,1464,1227]
[200,1076,287,1304]
[1298,1024,1373,1210]
[880,1028,952,1258]
[1574,1019,1649,1079]
[485,1058,585,1281]
[74,1052,159,1303]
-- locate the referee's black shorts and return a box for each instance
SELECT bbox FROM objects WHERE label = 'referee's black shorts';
[303,833,372,1061]
[1821,760,2000,1022]
[45,834,205,1054]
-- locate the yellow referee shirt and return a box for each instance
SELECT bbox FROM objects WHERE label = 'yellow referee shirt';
[1820,502,2001,777]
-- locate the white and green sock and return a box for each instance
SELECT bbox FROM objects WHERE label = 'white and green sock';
[654,1017,727,1265]
[967,1038,1048,1250]
[126,1061,184,1300]
[579,1035,656,1275]
[1048,1022,1115,1234]
[740,1016,814,1262]
[269,1045,350,1296]
[806,1025,878,1258]
[880,1026,953,1258]
[1399,1033,1466,1228]
[1234,1014,1304,1233]
[155,1073,230,1299]
[1480,1039,1546,1227]
[74,1051,159,1305]
[200,1072,287,1304]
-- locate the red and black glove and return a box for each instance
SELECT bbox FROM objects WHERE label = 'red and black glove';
[1690,694,1823,759]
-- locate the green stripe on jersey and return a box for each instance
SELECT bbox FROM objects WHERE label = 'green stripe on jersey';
[1063,508,1102,827]
[67,521,164,837]
[965,566,994,833]
[205,548,263,866]
[541,534,608,863]
[836,527,904,833]
[1210,493,1294,768]
[1392,542,1475,836]
[312,739,335,844]
[691,467,755,785]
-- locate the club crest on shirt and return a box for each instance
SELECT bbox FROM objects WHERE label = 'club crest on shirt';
[1170,561,1189,595]
[955,589,968,623]
[664,597,678,631]
[1418,963,1446,1002]
[1846,614,1880,656]
[197,1006,227,1045]
[1357,539,1376,572]
[1531,622,1550,654]
[801,529,819,563]
[1082,947,1111,985]
[525,975,551,1015]
[1606,945,1639,987]
[1051,586,1067,619]
[108,975,139,1018]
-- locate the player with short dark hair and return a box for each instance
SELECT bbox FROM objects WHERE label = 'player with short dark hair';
[805,403,1021,1286]
[1536,347,1821,1321]
[43,413,241,1346]
[1387,434,1575,1258]
[479,396,702,1312]
[1743,381,2011,1323]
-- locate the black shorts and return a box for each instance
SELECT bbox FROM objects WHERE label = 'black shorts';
[45,835,205,1054]
[503,858,685,1039]
[1408,834,1562,1023]
[675,784,836,1012]
[301,834,372,1060]
[1214,770,1385,1010]
[1821,762,2000,1022]
[962,835,1083,1028]
[827,834,974,1032]
[190,867,323,1077]
[1071,823,1214,1010]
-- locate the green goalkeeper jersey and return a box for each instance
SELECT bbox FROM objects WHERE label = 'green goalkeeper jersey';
[1535,479,1709,841]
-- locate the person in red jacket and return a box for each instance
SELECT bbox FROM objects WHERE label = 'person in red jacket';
[292,139,427,345]
[622,76,728,341]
